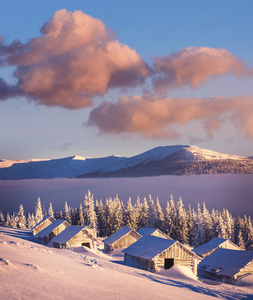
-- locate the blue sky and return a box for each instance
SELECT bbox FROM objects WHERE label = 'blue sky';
[1,0,253,159]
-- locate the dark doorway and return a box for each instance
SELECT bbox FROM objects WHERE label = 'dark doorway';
[82,242,91,248]
[164,258,174,269]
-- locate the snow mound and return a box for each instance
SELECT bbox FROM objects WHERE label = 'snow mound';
[236,274,253,292]
[158,265,197,281]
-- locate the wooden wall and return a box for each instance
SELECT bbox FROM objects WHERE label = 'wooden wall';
[111,231,141,250]
[32,218,54,236]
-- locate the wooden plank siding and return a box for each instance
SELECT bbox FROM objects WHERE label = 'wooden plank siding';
[32,217,55,236]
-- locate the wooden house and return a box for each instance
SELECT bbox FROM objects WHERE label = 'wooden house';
[51,225,97,250]
[198,248,253,283]
[192,237,241,258]
[36,219,70,245]
[32,215,55,236]
[123,235,201,275]
[137,227,172,240]
[103,226,142,252]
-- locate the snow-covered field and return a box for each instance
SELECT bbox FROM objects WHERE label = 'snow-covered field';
[0,226,253,300]
[0,174,253,217]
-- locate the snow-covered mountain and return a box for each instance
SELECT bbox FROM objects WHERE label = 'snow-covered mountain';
[1,145,252,179]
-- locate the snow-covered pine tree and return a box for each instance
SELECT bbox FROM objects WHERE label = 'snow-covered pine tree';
[164,201,172,236]
[186,204,195,246]
[155,197,164,231]
[35,197,43,224]
[17,204,26,229]
[10,212,18,228]
[223,209,234,242]
[42,205,48,218]
[175,197,188,244]
[83,191,97,231]
[147,194,156,228]
[0,211,5,226]
[113,195,124,232]
[104,198,115,236]
[139,197,149,228]
[4,213,11,227]
[27,213,36,229]
[217,213,227,239]
[95,199,105,236]
[79,204,84,226]
[134,196,142,230]
[244,216,253,250]
[124,197,137,230]
[202,202,214,242]
[193,203,205,247]
[48,202,54,218]
[64,201,72,224]
[168,195,177,239]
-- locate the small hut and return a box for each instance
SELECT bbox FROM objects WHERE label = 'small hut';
[103,226,142,252]
[51,225,97,250]
[192,237,241,258]
[32,215,55,236]
[123,235,201,275]
[198,248,253,283]
[137,227,172,240]
[36,219,70,245]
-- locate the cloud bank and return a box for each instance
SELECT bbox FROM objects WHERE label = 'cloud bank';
[152,47,245,95]
[88,95,253,139]
[0,9,253,141]
[0,9,149,109]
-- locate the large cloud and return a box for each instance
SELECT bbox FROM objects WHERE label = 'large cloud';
[88,95,253,139]
[152,47,245,95]
[0,9,150,109]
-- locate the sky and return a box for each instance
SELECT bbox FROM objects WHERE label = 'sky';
[1,0,253,160]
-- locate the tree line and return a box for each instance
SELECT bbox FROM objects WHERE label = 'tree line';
[0,191,252,250]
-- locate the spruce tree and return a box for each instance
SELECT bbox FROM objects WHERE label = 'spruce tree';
[64,201,72,224]
[0,211,5,226]
[48,202,54,218]
[83,191,97,231]
[175,197,188,244]
[17,204,26,229]
[124,197,137,230]
[147,195,156,228]
[35,197,43,224]
[155,197,164,231]
[79,204,84,226]
[5,213,11,227]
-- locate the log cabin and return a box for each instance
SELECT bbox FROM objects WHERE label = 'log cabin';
[51,225,97,250]
[123,235,201,275]
[103,226,142,252]
[198,248,253,283]
[32,215,55,236]
[192,237,241,258]
[36,219,70,245]
[137,227,172,239]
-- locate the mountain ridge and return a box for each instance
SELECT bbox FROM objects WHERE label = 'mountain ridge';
[1,145,252,179]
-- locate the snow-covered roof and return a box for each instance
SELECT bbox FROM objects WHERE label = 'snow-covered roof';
[137,227,158,236]
[193,238,233,256]
[36,220,68,238]
[103,226,139,246]
[32,215,55,230]
[198,248,253,277]
[51,225,88,244]
[123,235,177,259]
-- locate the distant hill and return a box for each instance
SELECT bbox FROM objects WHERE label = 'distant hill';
[1,145,253,179]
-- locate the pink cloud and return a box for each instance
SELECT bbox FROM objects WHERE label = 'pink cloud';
[0,9,149,109]
[152,47,245,95]
[88,95,253,139]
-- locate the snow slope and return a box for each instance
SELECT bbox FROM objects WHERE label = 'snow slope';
[0,227,252,300]
[0,155,124,179]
